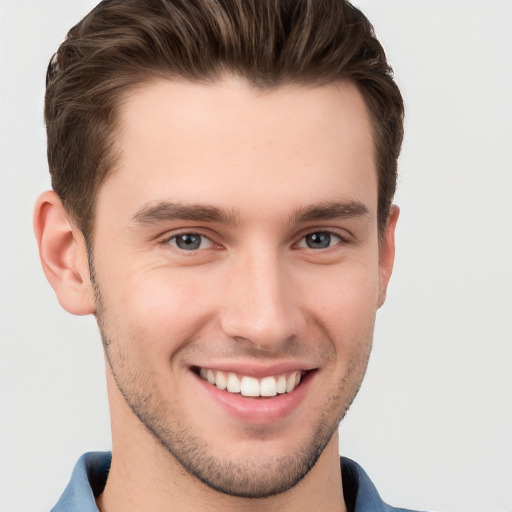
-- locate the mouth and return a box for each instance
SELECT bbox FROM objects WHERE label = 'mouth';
[194,367,309,398]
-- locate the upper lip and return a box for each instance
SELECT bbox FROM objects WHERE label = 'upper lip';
[191,361,317,378]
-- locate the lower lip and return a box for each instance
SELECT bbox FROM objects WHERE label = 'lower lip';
[194,371,314,424]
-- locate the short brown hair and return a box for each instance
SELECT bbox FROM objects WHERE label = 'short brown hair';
[45,0,404,242]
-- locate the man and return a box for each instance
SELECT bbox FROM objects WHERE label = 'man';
[34,0,416,510]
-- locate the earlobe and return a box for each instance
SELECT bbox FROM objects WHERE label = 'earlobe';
[378,205,400,308]
[34,190,95,315]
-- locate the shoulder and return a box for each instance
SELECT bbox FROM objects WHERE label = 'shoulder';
[341,457,427,512]
[51,452,111,512]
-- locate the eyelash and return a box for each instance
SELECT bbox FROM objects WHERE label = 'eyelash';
[161,229,349,253]
[163,232,217,252]
[295,231,344,250]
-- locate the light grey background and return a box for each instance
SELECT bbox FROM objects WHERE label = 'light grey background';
[1,1,511,511]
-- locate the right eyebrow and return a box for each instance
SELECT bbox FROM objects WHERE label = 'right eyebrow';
[290,200,371,224]
[130,201,242,226]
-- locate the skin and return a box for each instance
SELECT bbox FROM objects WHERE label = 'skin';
[34,77,398,512]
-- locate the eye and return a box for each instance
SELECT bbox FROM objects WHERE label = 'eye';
[167,233,213,251]
[297,231,342,249]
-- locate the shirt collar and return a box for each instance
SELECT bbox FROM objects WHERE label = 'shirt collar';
[51,452,410,512]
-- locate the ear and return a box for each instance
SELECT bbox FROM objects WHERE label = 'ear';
[378,205,399,308]
[34,190,95,315]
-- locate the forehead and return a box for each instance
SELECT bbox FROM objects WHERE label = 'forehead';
[99,78,377,222]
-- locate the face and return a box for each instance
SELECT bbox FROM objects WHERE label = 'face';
[89,78,396,497]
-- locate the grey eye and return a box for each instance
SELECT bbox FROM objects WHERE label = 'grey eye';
[300,232,341,249]
[169,233,212,251]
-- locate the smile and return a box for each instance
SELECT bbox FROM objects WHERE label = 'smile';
[198,368,303,397]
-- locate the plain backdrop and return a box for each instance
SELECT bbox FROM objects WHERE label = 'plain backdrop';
[1,1,511,511]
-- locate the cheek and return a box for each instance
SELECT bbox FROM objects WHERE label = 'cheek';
[302,261,379,355]
[305,258,380,317]
[98,265,220,354]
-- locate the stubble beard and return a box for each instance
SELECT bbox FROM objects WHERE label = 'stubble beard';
[92,277,372,499]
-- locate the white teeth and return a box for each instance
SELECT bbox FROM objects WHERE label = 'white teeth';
[241,376,260,397]
[206,369,216,385]
[260,376,277,397]
[199,369,304,397]
[227,372,241,393]
[215,371,227,390]
[276,375,287,394]
[286,373,296,393]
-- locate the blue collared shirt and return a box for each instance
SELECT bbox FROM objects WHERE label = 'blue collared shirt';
[51,452,422,512]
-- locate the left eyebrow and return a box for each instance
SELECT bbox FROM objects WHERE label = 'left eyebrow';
[290,200,371,224]
[130,201,242,226]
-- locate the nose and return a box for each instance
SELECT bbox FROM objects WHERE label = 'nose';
[220,249,303,351]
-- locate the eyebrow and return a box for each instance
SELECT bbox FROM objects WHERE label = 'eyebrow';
[131,199,370,227]
[131,201,241,226]
[290,200,371,224]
